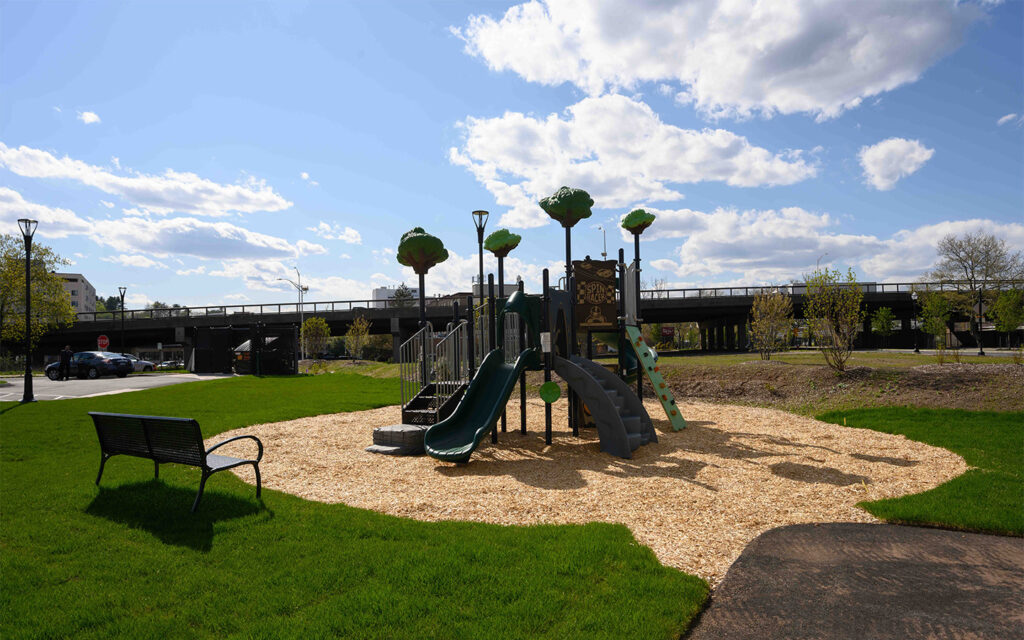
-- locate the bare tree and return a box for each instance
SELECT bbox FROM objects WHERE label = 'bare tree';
[805,268,864,372]
[748,289,793,360]
[344,315,371,360]
[930,232,1024,354]
[301,316,331,364]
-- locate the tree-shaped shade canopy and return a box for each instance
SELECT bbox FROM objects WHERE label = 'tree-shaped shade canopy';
[483,229,522,259]
[397,227,449,275]
[621,208,656,236]
[539,186,594,228]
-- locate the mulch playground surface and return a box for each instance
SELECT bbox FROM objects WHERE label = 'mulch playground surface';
[686,523,1024,640]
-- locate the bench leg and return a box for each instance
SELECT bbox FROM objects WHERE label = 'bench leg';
[191,471,209,513]
[253,462,261,499]
[96,453,110,485]
[154,460,159,480]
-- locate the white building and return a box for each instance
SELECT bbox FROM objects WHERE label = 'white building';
[56,272,96,313]
[372,284,420,309]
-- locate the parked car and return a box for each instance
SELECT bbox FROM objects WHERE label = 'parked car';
[156,360,185,370]
[121,353,156,373]
[45,351,133,380]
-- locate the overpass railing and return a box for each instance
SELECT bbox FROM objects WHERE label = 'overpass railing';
[639,280,1023,300]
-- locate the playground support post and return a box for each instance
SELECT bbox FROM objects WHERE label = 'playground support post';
[489,273,497,444]
[466,295,476,379]
[419,271,429,386]
[499,256,506,433]
[565,226,579,436]
[542,268,552,445]
[618,248,626,378]
[633,234,643,401]
[518,279,526,435]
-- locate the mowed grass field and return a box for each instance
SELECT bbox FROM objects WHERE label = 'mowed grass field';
[0,373,707,640]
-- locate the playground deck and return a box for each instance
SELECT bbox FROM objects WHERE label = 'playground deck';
[215,398,965,585]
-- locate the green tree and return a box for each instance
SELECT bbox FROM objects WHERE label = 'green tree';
[870,306,897,349]
[804,268,865,372]
[749,289,793,360]
[343,315,370,360]
[103,295,122,311]
[919,290,952,350]
[301,316,331,362]
[0,234,76,358]
[391,283,415,309]
[990,289,1024,348]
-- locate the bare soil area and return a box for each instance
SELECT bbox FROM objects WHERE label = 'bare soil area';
[215,398,964,586]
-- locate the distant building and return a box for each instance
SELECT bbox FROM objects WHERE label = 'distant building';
[56,272,96,313]
[372,284,420,309]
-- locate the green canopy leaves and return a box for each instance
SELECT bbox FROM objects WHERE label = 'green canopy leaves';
[397,227,449,275]
[621,209,656,236]
[539,186,594,228]
[483,229,522,258]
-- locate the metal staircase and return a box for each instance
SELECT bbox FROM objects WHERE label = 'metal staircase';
[399,321,470,426]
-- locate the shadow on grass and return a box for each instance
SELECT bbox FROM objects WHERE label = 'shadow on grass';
[85,480,265,551]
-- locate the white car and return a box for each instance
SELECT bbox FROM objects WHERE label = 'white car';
[121,353,156,372]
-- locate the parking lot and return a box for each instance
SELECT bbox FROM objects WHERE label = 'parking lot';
[0,372,233,401]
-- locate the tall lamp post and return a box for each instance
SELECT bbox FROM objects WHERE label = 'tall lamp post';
[17,218,38,403]
[598,225,607,260]
[472,210,489,309]
[911,291,920,354]
[277,267,308,360]
[118,286,127,354]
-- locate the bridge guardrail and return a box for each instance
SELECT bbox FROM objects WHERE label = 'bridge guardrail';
[639,280,1023,300]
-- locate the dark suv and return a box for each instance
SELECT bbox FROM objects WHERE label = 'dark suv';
[46,351,133,380]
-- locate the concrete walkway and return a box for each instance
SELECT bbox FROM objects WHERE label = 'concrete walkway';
[687,523,1024,640]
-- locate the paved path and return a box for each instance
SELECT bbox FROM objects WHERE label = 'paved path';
[0,373,234,401]
[687,523,1024,640]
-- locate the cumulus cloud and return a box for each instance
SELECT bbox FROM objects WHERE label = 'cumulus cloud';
[176,265,207,276]
[93,215,303,260]
[101,254,167,269]
[454,0,983,120]
[300,171,319,186]
[997,113,1022,126]
[398,249,561,294]
[307,221,362,244]
[0,187,92,238]
[207,259,382,300]
[100,200,115,208]
[858,138,935,191]
[296,239,328,255]
[641,205,1023,284]
[0,142,292,217]
[77,111,101,124]
[450,94,818,227]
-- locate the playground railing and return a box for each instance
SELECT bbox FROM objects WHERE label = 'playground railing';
[434,320,470,410]
[502,312,521,364]
[399,324,434,408]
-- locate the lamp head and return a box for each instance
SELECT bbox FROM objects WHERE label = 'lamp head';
[17,218,38,239]
[118,286,127,298]
[471,210,489,232]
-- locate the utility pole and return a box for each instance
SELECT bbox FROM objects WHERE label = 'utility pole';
[278,267,309,360]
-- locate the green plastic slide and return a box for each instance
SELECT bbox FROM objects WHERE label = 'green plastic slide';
[625,325,687,431]
[424,348,534,463]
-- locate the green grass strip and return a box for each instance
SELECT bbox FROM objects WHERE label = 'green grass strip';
[1,373,706,639]
[817,407,1023,535]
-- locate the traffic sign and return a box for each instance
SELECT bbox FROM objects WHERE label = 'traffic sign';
[97,335,109,350]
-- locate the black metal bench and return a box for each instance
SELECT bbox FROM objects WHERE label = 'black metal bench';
[89,412,263,512]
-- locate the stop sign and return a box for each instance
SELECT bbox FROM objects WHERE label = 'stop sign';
[97,335,109,350]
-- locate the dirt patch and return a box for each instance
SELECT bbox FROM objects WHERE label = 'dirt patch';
[213,399,965,586]
[658,360,1024,414]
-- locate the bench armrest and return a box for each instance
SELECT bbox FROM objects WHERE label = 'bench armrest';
[206,435,263,462]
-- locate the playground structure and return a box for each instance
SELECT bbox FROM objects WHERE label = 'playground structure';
[368,189,686,463]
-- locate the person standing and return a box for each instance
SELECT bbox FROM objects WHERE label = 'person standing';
[58,345,73,381]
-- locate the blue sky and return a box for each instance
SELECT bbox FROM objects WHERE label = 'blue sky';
[1,0,1021,309]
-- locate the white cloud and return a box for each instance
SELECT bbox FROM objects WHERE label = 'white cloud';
[997,113,1022,126]
[340,253,352,260]
[398,249,561,295]
[858,138,934,191]
[454,0,984,120]
[101,254,167,269]
[0,142,292,217]
[300,172,309,180]
[207,259,381,300]
[300,171,319,186]
[307,221,362,244]
[176,265,207,276]
[224,293,250,301]
[450,94,817,228]
[296,239,328,255]
[100,200,115,208]
[0,187,92,238]
[53,106,62,113]
[93,215,304,260]
[77,111,101,124]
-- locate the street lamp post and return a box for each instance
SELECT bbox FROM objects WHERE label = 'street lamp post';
[472,211,489,310]
[976,290,985,356]
[118,286,127,354]
[277,267,309,360]
[911,291,920,354]
[598,225,607,260]
[17,218,38,403]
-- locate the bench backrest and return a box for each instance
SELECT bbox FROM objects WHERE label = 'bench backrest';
[89,412,206,467]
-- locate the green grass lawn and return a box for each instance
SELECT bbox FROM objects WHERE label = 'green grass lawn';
[817,408,1023,535]
[1,373,706,639]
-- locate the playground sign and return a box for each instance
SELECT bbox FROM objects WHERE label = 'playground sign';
[97,335,109,350]
[573,258,617,330]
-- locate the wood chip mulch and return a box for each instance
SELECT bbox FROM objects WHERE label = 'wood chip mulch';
[212,399,966,586]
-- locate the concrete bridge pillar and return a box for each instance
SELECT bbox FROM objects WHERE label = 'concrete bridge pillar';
[714,323,724,351]
[725,321,736,351]
[736,321,748,352]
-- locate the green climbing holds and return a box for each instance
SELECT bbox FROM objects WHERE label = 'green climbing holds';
[539,381,561,403]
